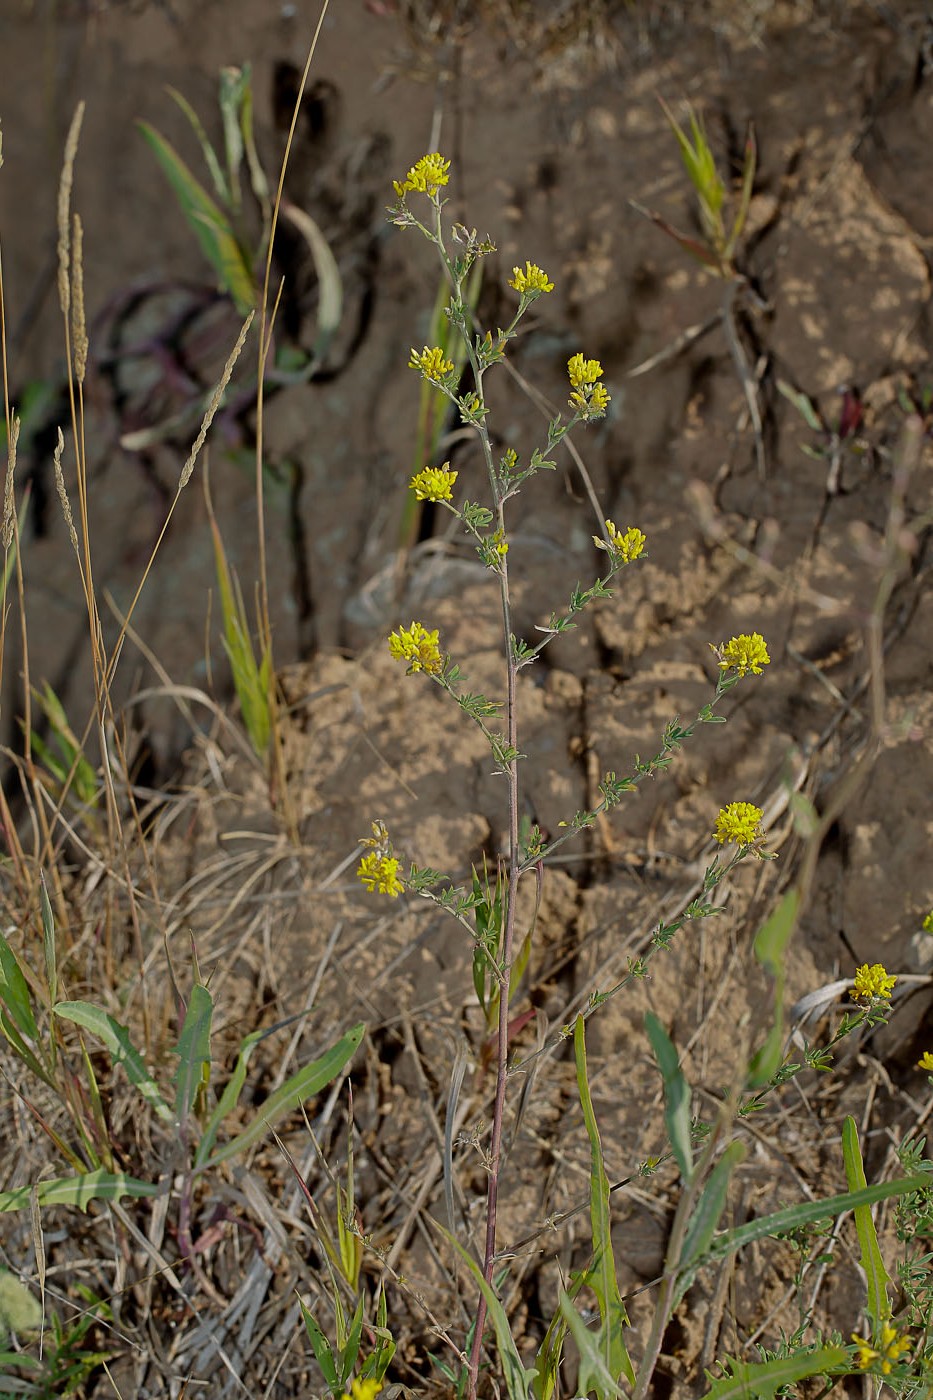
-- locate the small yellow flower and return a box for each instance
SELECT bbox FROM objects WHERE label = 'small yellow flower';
[410,463,458,502]
[715,633,771,678]
[341,1378,384,1400]
[588,383,611,414]
[852,962,897,1000]
[851,1323,910,1374]
[357,851,404,899]
[409,346,455,382]
[393,152,450,198]
[917,1050,933,1072]
[714,802,764,847]
[388,620,442,675]
[594,521,646,564]
[922,910,933,934]
[508,261,554,295]
[491,527,508,556]
[567,353,604,388]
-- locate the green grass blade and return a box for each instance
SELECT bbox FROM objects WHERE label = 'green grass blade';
[0,1170,161,1214]
[39,873,57,1010]
[674,1140,746,1307]
[166,85,229,204]
[574,1015,635,1386]
[842,1116,891,1323]
[747,889,798,1088]
[280,201,343,359]
[205,1022,365,1169]
[440,1227,537,1400]
[173,982,213,1122]
[701,1347,848,1399]
[298,1296,339,1391]
[53,1001,174,1123]
[137,120,256,313]
[707,1174,929,1263]
[645,1010,693,1182]
[218,66,246,210]
[194,1025,264,1168]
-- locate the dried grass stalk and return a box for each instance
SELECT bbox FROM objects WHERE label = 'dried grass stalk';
[53,428,79,557]
[2,412,19,551]
[71,214,88,385]
[178,310,254,491]
[56,102,85,319]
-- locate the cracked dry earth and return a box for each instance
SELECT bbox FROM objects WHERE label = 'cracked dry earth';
[1,0,933,1394]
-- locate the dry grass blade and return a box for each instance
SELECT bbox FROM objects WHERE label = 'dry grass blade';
[178,309,254,491]
[52,425,80,558]
[56,101,85,317]
[2,408,18,550]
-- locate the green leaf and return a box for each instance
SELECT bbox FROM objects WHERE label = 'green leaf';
[574,1016,634,1387]
[842,1116,891,1323]
[0,1268,42,1339]
[707,1174,930,1264]
[0,931,39,1042]
[440,1228,537,1400]
[204,1022,364,1169]
[558,1290,624,1399]
[701,1347,848,1399]
[218,66,247,209]
[40,873,57,1009]
[194,1024,264,1168]
[747,889,798,1088]
[173,982,213,1122]
[674,1141,746,1306]
[298,1297,339,1391]
[166,85,229,204]
[645,1011,693,1182]
[137,120,256,314]
[0,1170,161,1214]
[53,1001,174,1123]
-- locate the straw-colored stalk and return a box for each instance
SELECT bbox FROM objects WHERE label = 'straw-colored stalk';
[57,102,85,318]
[2,412,18,551]
[178,309,254,491]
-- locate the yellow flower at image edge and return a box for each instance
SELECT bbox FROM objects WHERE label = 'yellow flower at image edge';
[852,1323,910,1374]
[595,520,646,563]
[852,962,897,1000]
[410,462,458,502]
[393,151,450,197]
[357,851,404,899]
[388,620,442,675]
[917,1050,933,1072]
[714,802,764,847]
[341,1379,383,1400]
[509,260,554,295]
[717,632,770,678]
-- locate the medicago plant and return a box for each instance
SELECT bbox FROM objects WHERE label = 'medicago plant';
[347,154,933,1400]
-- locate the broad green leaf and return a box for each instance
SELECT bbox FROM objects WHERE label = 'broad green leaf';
[674,1140,746,1307]
[298,1297,339,1390]
[645,1011,693,1182]
[701,1347,847,1399]
[706,1174,929,1263]
[0,1268,42,1339]
[53,1001,174,1122]
[0,932,39,1042]
[440,1227,537,1400]
[558,1290,623,1399]
[173,982,213,1122]
[574,1016,634,1387]
[205,1022,364,1168]
[281,201,343,358]
[0,1170,160,1214]
[842,1116,890,1323]
[747,889,798,1088]
[137,121,256,314]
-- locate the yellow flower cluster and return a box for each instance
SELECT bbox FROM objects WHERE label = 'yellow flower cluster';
[357,851,404,899]
[852,962,897,1000]
[714,802,764,847]
[594,520,646,564]
[567,353,611,419]
[716,632,770,678]
[851,1323,910,1374]
[923,910,933,934]
[917,1050,933,1072]
[410,462,458,502]
[409,346,455,382]
[393,152,450,198]
[388,620,442,675]
[508,261,554,295]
